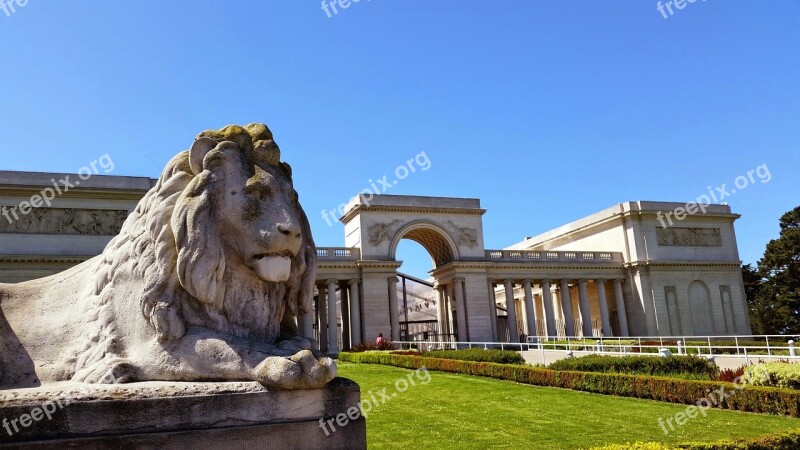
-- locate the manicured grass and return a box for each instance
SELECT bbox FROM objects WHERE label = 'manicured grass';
[337,362,800,449]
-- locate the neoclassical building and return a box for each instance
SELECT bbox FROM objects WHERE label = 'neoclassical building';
[0,171,752,352]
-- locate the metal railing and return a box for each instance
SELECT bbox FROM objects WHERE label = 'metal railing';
[394,334,800,360]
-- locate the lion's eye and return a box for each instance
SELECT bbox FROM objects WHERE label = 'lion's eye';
[245,184,271,200]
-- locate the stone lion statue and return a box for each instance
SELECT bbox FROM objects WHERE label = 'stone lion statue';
[0,123,335,390]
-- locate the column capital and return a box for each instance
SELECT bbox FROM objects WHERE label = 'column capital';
[578,279,589,284]
[522,278,532,285]
[348,278,360,285]
[388,275,399,283]
[326,279,337,286]
[453,276,465,283]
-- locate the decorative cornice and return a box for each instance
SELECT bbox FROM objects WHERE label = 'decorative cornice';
[0,187,150,201]
[355,260,403,270]
[0,255,93,264]
[317,262,360,270]
[625,260,742,268]
[340,205,486,224]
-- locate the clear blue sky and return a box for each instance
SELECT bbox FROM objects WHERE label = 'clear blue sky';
[1,1,798,278]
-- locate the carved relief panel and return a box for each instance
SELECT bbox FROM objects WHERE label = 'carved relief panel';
[0,207,128,236]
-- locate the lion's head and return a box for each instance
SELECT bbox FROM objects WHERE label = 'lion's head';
[126,123,316,344]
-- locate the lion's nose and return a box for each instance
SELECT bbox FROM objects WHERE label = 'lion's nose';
[277,222,302,239]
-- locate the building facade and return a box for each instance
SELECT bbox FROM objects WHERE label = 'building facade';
[0,172,752,351]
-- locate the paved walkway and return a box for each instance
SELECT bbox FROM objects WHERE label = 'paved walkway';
[520,349,796,371]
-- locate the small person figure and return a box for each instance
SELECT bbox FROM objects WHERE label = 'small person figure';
[376,333,384,346]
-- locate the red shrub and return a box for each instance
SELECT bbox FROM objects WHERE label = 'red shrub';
[716,365,746,383]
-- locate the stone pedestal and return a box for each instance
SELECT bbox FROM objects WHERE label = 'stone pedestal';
[0,378,365,450]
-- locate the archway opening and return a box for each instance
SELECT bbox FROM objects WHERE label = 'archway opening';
[396,240,434,280]
[395,239,439,341]
[388,222,460,343]
[394,225,457,267]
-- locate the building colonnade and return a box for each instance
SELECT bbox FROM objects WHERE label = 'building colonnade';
[491,278,630,341]
[297,278,363,354]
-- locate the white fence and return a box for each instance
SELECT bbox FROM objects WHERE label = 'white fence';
[395,334,800,361]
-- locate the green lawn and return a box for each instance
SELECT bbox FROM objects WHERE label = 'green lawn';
[337,362,800,449]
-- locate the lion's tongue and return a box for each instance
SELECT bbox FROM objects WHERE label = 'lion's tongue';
[253,256,292,282]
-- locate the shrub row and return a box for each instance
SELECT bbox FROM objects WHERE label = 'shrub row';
[591,427,800,449]
[392,348,526,365]
[348,340,398,352]
[338,352,800,417]
[741,362,800,390]
[548,355,718,379]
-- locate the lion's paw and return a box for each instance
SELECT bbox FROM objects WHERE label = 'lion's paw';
[72,358,138,384]
[254,349,336,390]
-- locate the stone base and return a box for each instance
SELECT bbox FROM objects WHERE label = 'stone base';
[0,378,365,450]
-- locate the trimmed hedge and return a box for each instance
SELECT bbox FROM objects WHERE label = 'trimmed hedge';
[339,352,800,417]
[741,362,800,390]
[591,444,673,450]
[591,427,800,449]
[349,340,398,352]
[548,355,718,379]
[393,348,526,365]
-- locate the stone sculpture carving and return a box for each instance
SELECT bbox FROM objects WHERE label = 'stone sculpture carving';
[656,227,722,247]
[368,220,401,246]
[0,207,128,235]
[0,124,335,390]
[447,221,478,248]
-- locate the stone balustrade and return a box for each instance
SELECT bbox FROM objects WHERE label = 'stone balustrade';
[316,247,361,260]
[484,249,622,263]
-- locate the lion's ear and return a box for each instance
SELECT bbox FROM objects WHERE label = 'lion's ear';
[189,137,218,175]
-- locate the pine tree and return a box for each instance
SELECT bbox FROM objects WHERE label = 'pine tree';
[745,206,800,334]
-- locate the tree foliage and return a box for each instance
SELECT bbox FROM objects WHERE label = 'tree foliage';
[745,206,800,334]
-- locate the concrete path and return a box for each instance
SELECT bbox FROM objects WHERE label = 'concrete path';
[520,349,797,371]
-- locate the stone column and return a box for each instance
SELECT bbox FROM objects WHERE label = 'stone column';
[453,277,468,342]
[317,284,328,352]
[613,279,630,337]
[435,284,447,338]
[551,289,563,323]
[523,279,537,337]
[559,279,576,337]
[300,310,314,340]
[596,279,612,337]
[434,283,447,340]
[340,281,351,350]
[503,280,520,343]
[446,284,456,339]
[326,279,339,354]
[540,280,556,338]
[487,279,499,341]
[388,276,400,341]
[578,279,593,337]
[348,279,362,346]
